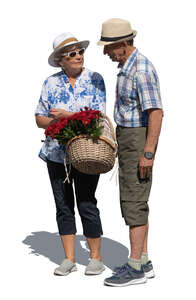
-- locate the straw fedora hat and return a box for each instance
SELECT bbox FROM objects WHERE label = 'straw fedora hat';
[97,18,137,46]
[48,32,89,67]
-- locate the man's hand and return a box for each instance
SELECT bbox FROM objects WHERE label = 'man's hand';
[139,108,163,180]
[50,109,74,120]
[139,155,154,179]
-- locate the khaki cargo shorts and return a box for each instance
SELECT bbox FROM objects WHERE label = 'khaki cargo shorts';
[116,125,152,227]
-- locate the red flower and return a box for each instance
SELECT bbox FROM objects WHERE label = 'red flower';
[44,107,103,143]
[58,118,68,128]
[82,119,90,126]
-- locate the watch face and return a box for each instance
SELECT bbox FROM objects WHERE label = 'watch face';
[144,152,153,159]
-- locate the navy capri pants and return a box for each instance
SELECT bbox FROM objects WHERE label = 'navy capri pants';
[46,159,103,238]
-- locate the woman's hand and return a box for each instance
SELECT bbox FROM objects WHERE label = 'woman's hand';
[50,109,74,120]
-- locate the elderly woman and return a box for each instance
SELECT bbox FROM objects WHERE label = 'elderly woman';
[35,32,106,276]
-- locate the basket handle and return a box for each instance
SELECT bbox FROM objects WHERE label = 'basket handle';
[100,113,118,156]
[100,113,116,142]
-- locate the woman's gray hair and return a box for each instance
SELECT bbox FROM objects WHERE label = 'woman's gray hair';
[54,53,63,65]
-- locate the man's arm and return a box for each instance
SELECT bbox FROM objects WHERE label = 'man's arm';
[139,108,163,179]
[144,108,163,153]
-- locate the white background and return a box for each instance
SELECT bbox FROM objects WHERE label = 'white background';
[1,0,196,298]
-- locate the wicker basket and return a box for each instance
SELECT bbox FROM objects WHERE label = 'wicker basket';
[66,114,117,174]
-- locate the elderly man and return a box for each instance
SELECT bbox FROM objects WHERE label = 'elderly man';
[98,18,163,287]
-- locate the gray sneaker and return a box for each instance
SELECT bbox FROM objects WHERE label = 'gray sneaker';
[142,260,155,278]
[113,263,129,274]
[113,260,155,279]
[54,258,77,276]
[104,264,146,287]
[85,259,105,275]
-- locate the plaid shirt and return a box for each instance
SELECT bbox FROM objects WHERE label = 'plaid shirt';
[114,48,163,127]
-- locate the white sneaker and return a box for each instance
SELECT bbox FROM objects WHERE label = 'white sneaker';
[54,258,77,276]
[85,259,105,275]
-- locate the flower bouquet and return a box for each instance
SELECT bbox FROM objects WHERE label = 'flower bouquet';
[45,107,104,144]
[45,107,116,175]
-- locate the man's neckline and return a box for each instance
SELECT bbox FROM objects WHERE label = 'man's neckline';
[118,48,138,70]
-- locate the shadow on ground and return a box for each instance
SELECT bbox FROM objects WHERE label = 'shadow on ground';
[22,231,129,270]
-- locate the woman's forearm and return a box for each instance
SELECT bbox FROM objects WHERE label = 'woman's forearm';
[35,115,55,129]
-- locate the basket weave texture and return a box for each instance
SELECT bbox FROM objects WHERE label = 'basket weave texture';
[67,114,117,174]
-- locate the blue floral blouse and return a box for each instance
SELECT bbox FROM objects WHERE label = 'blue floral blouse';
[35,68,106,164]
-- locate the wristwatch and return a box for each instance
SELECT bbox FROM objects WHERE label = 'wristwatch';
[144,151,154,160]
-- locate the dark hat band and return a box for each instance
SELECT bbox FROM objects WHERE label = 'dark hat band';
[100,33,134,42]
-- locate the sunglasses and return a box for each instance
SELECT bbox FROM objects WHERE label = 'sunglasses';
[62,48,85,58]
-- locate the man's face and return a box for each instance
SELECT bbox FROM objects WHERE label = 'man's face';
[103,42,126,62]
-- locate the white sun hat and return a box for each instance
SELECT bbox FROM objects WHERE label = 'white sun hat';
[48,32,89,67]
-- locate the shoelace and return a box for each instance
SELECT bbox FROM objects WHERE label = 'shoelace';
[63,156,71,183]
[114,263,129,276]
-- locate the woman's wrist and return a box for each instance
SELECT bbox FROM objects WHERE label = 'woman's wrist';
[63,111,75,118]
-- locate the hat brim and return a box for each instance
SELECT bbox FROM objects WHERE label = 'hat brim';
[48,40,89,67]
[97,31,137,46]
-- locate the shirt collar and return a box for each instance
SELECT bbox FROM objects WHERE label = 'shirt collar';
[117,48,138,75]
[61,69,69,83]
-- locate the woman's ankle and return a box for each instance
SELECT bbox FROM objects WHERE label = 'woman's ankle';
[90,254,102,261]
[66,256,75,263]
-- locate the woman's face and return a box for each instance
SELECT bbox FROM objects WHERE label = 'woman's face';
[59,46,84,71]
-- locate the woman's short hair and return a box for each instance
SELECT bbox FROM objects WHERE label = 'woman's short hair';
[54,52,63,65]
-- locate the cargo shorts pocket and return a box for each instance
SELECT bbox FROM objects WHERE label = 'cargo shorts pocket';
[119,161,152,202]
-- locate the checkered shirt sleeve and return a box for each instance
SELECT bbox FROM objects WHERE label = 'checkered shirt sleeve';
[136,71,163,112]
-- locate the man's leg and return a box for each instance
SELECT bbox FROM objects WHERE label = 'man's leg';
[142,220,148,253]
[130,224,148,260]
[116,126,151,270]
[141,221,149,264]
[128,223,148,270]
